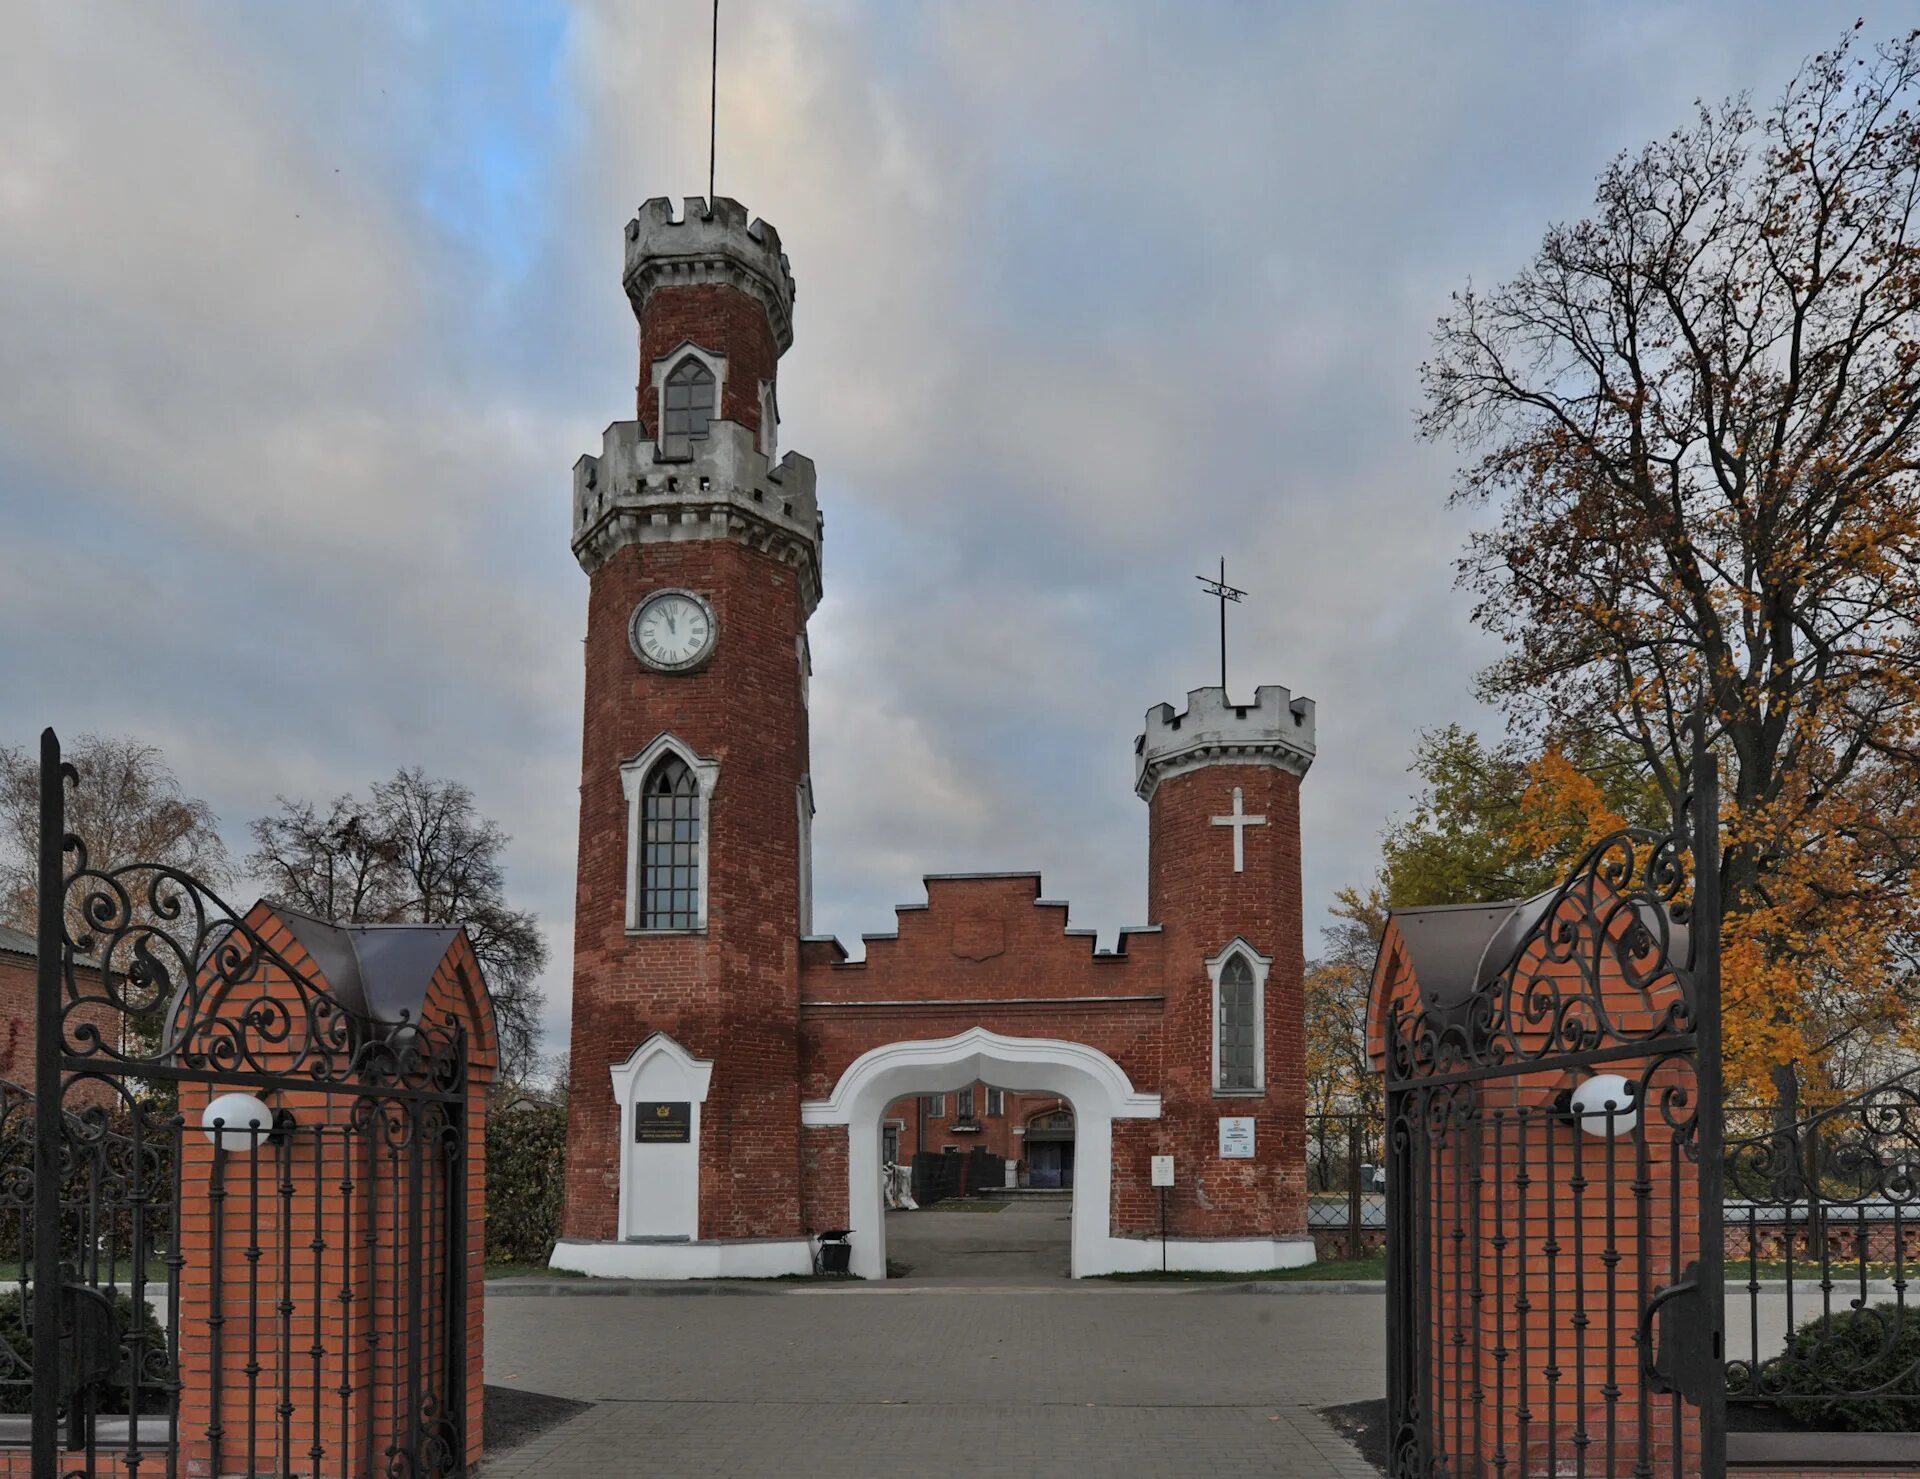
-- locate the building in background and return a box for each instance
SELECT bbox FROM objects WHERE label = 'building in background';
[556,197,1316,1279]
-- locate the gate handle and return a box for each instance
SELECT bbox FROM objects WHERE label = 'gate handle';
[1639,1268,1720,1404]
[1637,1276,1696,1388]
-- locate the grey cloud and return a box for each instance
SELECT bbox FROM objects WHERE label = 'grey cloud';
[0,0,1869,1064]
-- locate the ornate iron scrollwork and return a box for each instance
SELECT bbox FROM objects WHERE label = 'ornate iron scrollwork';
[1385,826,1698,1089]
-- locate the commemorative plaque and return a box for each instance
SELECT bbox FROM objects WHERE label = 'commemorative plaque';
[635,1101,692,1143]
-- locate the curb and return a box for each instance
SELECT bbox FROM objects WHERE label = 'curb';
[482,1276,1388,1296]
[486,1276,1880,1298]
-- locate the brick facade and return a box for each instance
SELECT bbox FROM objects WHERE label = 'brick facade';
[559,198,1316,1277]
[0,948,36,1090]
[880,1084,1069,1165]
[0,933,120,1106]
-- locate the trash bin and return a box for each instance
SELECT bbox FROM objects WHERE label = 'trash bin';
[815,1228,852,1275]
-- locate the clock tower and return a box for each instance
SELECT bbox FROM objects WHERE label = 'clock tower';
[559,197,821,1267]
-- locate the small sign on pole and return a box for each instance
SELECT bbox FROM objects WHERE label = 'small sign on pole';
[1151,1154,1174,1187]
[1218,1116,1256,1159]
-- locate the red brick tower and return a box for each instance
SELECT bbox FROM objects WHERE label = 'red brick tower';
[557,198,821,1274]
[1136,686,1315,1243]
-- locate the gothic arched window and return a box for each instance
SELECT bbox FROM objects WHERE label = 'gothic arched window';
[663,356,717,443]
[641,754,701,929]
[1216,952,1259,1092]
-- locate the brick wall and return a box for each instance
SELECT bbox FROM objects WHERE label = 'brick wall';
[0,952,32,1089]
[0,947,118,1104]
[1145,763,1308,1240]
[796,865,1308,1244]
[636,283,778,440]
[879,1085,1070,1170]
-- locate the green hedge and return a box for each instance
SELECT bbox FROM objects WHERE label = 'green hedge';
[1776,1302,1920,1432]
[485,1102,567,1266]
[0,1287,170,1415]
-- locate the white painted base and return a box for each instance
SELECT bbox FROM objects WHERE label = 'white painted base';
[549,1237,815,1280]
[1095,1235,1318,1276]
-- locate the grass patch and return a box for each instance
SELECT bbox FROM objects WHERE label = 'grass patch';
[927,1200,1008,1213]
[484,1262,587,1280]
[1096,1256,1386,1283]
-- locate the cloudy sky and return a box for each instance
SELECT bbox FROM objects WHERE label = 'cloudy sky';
[0,2,1875,1068]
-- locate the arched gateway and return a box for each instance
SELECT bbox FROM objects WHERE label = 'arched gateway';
[553,196,1320,1279]
[803,1029,1158,1279]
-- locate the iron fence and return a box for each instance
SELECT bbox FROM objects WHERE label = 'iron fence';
[1723,1069,1919,1427]
[1305,1111,1385,1258]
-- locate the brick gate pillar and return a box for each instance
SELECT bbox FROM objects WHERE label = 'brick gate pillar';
[172,905,496,1479]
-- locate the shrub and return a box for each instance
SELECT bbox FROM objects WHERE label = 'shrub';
[0,1286,171,1415]
[485,1102,567,1266]
[1776,1301,1920,1433]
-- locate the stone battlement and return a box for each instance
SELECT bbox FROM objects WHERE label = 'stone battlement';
[625,196,796,352]
[572,418,823,611]
[1134,685,1315,799]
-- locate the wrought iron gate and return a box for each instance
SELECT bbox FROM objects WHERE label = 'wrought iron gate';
[18,729,472,1478]
[1382,740,1726,1477]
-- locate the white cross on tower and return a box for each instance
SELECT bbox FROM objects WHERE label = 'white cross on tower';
[1211,786,1267,874]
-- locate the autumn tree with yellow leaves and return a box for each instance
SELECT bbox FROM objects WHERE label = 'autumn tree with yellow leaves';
[1303,727,1667,1117]
[1418,26,1920,1111]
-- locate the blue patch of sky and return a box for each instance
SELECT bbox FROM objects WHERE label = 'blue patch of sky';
[410,4,573,286]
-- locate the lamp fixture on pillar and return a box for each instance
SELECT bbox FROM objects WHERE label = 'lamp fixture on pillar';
[200,1092,294,1154]
[1559,1073,1640,1137]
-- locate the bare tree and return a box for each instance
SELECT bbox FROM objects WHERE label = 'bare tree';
[1422,26,1920,1107]
[248,770,548,1082]
[0,733,231,936]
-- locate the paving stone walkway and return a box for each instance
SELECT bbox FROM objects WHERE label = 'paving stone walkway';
[482,1281,1385,1477]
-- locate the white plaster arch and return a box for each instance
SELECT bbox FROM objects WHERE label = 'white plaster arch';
[800,1027,1160,1279]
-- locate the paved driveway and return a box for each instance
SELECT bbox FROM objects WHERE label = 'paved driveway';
[883,1198,1072,1284]
[483,1278,1384,1478]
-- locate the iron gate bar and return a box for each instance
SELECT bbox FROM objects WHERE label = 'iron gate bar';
[32,729,66,1473]
[1693,741,1728,1478]
[56,1060,465,1103]
[1391,1035,1702,1091]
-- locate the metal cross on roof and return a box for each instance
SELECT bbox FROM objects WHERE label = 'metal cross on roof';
[1195,557,1246,698]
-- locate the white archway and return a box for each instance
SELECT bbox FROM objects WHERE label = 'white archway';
[799,1027,1161,1279]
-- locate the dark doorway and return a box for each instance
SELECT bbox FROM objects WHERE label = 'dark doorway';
[1025,1107,1076,1189]
[1026,1137,1075,1188]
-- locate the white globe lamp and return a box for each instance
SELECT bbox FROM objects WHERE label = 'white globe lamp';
[1567,1073,1639,1137]
[201,1092,278,1154]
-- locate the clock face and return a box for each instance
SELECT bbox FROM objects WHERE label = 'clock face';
[629,590,716,672]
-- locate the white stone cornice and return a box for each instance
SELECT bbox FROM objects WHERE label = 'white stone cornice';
[572,419,823,613]
[624,197,796,353]
[1134,685,1316,801]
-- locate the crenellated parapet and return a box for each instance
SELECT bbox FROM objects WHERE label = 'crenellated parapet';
[1134,684,1315,800]
[571,418,823,611]
[624,196,796,353]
